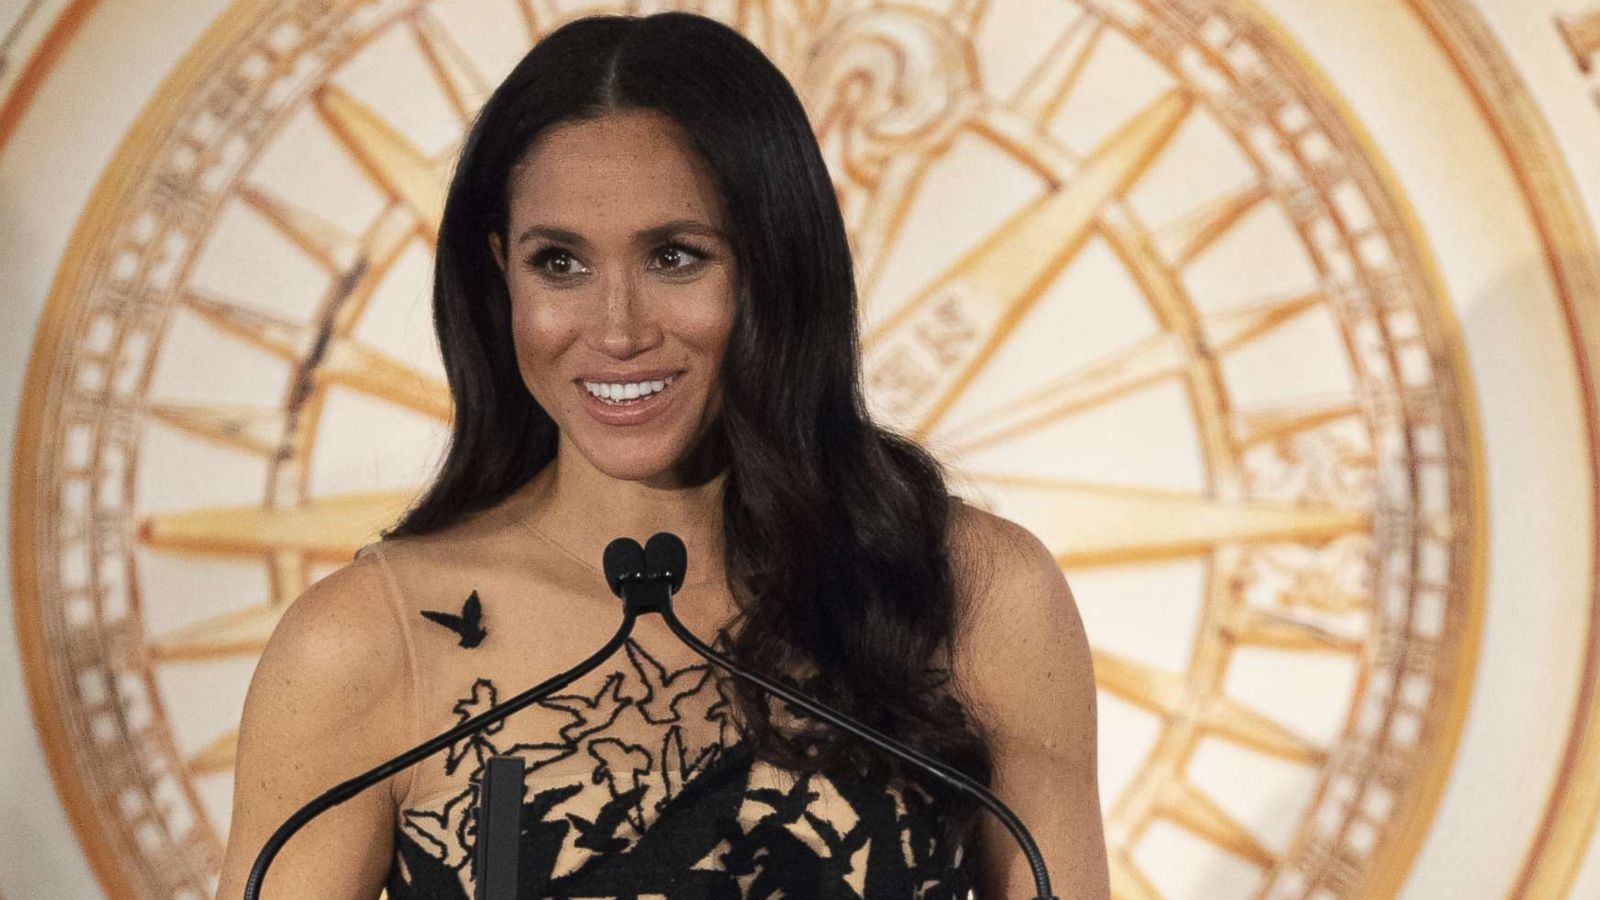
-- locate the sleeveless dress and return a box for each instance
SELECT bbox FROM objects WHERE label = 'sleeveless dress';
[353,540,981,899]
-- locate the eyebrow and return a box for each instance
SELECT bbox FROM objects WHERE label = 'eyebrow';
[514,218,727,247]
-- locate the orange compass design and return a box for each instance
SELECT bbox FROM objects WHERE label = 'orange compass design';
[12,0,1509,897]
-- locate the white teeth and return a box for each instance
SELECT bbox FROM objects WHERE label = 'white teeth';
[582,374,676,403]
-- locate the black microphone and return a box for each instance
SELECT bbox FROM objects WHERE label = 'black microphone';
[604,532,1060,900]
[644,531,686,590]
[602,535,647,597]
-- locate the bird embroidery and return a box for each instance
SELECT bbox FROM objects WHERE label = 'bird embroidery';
[622,638,712,723]
[420,589,487,648]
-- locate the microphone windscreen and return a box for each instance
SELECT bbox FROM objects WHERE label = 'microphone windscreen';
[644,532,688,592]
[602,537,647,598]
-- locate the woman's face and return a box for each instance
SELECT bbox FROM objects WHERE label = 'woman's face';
[489,109,738,487]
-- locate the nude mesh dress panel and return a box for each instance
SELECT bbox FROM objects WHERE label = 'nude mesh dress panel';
[355,541,979,900]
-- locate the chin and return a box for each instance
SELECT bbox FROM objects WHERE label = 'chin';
[563,417,724,486]
[599,461,681,484]
[585,444,691,484]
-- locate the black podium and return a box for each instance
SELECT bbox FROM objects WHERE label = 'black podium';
[474,755,526,900]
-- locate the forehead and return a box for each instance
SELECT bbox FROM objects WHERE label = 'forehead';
[506,110,726,228]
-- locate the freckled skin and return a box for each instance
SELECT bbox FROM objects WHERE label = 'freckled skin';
[488,110,738,489]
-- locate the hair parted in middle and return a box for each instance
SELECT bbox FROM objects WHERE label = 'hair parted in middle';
[384,10,996,856]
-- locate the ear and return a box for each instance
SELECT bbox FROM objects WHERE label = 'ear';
[488,231,506,274]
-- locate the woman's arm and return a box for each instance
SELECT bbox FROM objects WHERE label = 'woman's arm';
[949,504,1111,899]
[213,555,413,899]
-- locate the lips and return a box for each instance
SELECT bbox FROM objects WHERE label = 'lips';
[582,374,676,403]
[574,371,683,426]
[577,369,682,383]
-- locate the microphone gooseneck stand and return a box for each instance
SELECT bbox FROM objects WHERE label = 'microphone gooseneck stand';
[243,532,1059,900]
[241,614,641,899]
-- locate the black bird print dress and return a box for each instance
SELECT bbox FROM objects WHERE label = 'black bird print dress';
[352,540,981,900]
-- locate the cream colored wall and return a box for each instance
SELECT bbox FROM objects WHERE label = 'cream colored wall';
[4,1,1600,897]
[1258,3,1597,895]
[0,6,230,899]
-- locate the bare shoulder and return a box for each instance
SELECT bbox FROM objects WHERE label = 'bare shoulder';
[946,498,1078,637]
[944,499,1110,895]
[239,546,419,780]
[944,498,1094,758]
[252,549,410,705]
[215,548,412,897]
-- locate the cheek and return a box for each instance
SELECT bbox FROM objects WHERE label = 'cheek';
[674,286,737,358]
[509,293,582,383]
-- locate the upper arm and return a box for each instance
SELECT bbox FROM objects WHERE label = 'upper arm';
[947,502,1111,899]
[214,554,414,900]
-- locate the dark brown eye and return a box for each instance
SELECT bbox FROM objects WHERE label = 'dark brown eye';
[653,241,710,272]
[524,245,586,278]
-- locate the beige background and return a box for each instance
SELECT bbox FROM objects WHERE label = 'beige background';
[3,0,1600,897]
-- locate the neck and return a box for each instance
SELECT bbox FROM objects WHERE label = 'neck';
[507,442,728,587]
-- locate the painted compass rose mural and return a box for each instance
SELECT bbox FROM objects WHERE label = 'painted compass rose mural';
[4,0,1600,897]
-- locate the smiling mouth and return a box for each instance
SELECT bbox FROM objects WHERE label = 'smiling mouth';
[580,373,678,404]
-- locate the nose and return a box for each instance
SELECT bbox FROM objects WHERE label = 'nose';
[591,272,662,359]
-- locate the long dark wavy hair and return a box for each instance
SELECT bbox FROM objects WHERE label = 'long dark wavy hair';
[384,11,994,853]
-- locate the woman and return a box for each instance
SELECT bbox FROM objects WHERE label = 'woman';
[216,11,1107,899]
